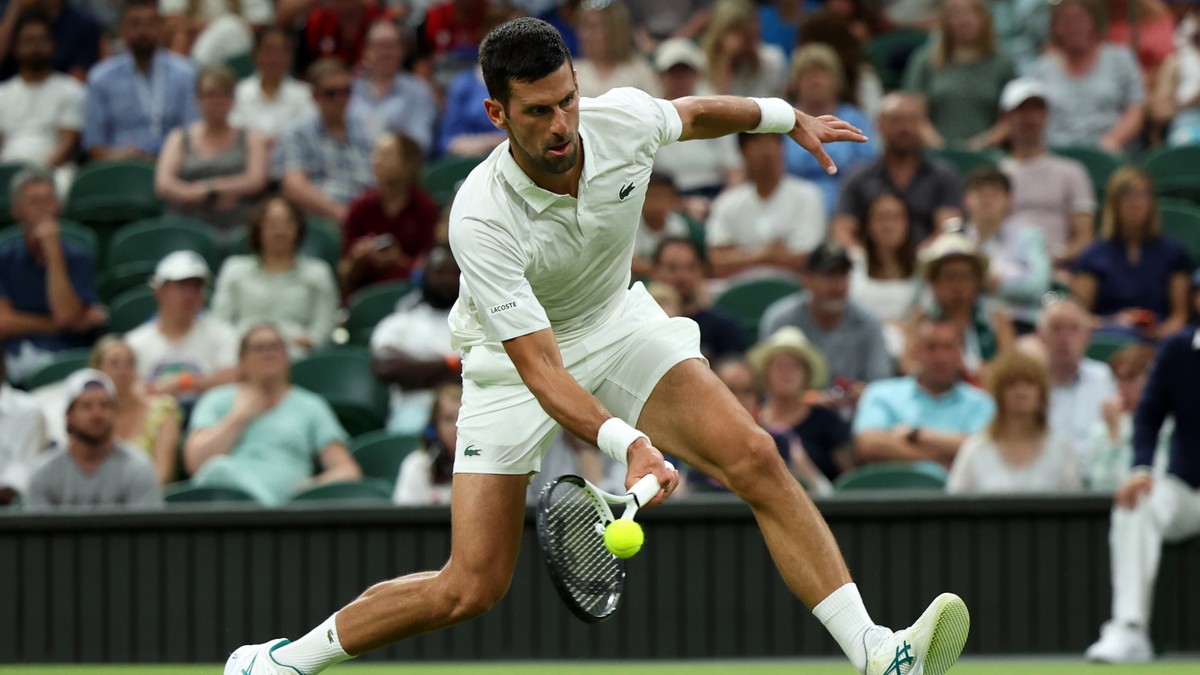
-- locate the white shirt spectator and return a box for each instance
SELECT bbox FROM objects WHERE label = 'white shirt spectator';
[0,384,47,495]
[706,176,826,255]
[1000,154,1095,254]
[159,0,272,23]
[848,249,921,322]
[1050,358,1117,464]
[125,314,239,388]
[230,75,318,138]
[947,431,1082,493]
[0,72,85,165]
[392,448,453,506]
[634,211,690,261]
[370,293,452,434]
[653,133,741,194]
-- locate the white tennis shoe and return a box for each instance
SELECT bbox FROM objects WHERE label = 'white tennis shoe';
[224,638,302,675]
[1085,621,1154,663]
[865,593,971,675]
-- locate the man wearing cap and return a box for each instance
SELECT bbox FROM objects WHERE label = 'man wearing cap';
[0,168,105,384]
[1086,273,1200,663]
[759,241,892,405]
[125,250,239,401]
[23,369,162,509]
[0,351,48,505]
[997,77,1096,268]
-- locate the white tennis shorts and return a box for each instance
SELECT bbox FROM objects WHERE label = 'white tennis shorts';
[453,282,704,475]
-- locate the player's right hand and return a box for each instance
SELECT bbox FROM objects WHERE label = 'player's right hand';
[625,438,680,507]
[1115,472,1154,509]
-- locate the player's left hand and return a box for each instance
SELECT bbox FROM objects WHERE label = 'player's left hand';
[788,112,868,176]
[625,438,680,507]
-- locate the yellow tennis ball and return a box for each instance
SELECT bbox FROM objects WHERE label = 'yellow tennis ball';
[604,519,644,559]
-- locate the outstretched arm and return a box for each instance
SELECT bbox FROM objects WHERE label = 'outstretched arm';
[671,96,868,174]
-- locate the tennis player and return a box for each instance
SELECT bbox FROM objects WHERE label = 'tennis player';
[227,18,968,675]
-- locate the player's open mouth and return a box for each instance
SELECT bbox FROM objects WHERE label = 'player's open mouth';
[547,141,571,156]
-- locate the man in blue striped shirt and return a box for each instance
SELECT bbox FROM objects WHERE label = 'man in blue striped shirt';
[1086,273,1200,663]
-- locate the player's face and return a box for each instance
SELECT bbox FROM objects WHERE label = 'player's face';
[67,389,116,447]
[487,62,581,177]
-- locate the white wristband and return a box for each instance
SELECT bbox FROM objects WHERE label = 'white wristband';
[597,417,649,465]
[750,97,796,134]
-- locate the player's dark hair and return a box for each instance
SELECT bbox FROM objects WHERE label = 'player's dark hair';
[651,235,702,267]
[479,17,571,106]
[965,166,1012,193]
[13,8,53,43]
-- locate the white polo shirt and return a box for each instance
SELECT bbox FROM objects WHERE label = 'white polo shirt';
[706,175,827,254]
[448,87,683,351]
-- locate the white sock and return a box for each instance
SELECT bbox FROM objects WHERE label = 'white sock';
[272,614,353,675]
[813,583,888,673]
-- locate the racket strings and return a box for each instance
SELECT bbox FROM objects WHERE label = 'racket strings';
[545,483,622,617]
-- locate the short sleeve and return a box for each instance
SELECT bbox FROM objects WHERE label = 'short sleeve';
[187,387,232,433]
[704,191,738,247]
[57,79,86,131]
[449,217,551,342]
[784,182,826,253]
[594,87,683,151]
[852,381,896,434]
[1164,238,1193,273]
[1113,46,1147,105]
[1064,161,1096,214]
[964,392,996,433]
[1073,241,1105,276]
[306,395,349,454]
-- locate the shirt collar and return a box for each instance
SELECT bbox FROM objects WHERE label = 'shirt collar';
[910,376,963,401]
[496,123,596,215]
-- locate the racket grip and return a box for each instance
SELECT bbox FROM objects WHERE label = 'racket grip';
[628,473,663,508]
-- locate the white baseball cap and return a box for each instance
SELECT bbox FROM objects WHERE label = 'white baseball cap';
[654,38,705,72]
[150,250,211,288]
[999,77,1049,113]
[64,368,116,407]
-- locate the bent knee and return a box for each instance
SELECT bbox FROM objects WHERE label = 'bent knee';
[721,430,790,500]
[439,570,512,623]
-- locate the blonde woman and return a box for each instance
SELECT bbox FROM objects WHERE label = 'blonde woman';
[947,351,1081,493]
[901,0,1014,148]
[574,1,661,98]
[90,336,182,485]
[1071,167,1191,340]
[701,0,787,97]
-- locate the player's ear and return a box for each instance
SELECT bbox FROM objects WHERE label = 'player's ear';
[484,98,508,131]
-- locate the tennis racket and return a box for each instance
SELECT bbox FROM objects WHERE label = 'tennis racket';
[535,468,667,623]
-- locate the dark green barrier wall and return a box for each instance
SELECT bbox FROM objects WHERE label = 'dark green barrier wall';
[0,494,1196,663]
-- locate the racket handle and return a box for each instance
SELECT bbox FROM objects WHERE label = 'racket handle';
[628,473,663,508]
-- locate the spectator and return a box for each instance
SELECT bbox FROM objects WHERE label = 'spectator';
[649,37,741,199]
[230,26,317,142]
[1106,0,1176,83]
[760,242,893,399]
[797,8,885,122]
[155,66,269,234]
[339,132,439,296]
[714,354,760,415]
[646,280,682,317]
[439,63,507,157]
[161,0,270,67]
[348,20,438,152]
[632,173,690,278]
[125,250,239,401]
[184,323,361,505]
[1084,316,1200,663]
[1074,167,1192,341]
[0,0,102,80]
[913,232,1015,377]
[302,0,393,68]
[274,58,375,222]
[947,351,1081,493]
[701,0,786,97]
[0,9,84,192]
[785,42,878,221]
[757,0,804,57]
[1151,2,1200,146]
[1031,298,1117,462]
[82,0,198,160]
[1026,0,1145,152]
[393,382,460,505]
[537,0,581,57]
[961,166,1051,332]
[1088,343,1170,491]
[750,326,851,485]
[574,0,660,98]
[833,92,963,249]
[0,352,47,505]
[706,133,825,279]
[988,0,1051,72]
[626,0,712,51]
[651,236,746,361]
[89,335,181,486]
[848,190,921,356]
[0,169,103,384]
[422,0,488,59]
[24,369,162,509]
[211,196,338,354]
[997,77,1096,267]
[901,0,1014,149]
[370,244,461,434]
[854,317,996,466]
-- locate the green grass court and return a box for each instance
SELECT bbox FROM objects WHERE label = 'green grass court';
[6,661,1200,675]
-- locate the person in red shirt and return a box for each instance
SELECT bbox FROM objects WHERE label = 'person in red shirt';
[339,131,439,295]
[304,0,394,68]
[422,0,489,57]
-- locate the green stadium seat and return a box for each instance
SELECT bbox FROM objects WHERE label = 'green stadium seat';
[65,160,162,226]
[1052,146,1121,201]
[225,52,254,79]
[290,347,388,437]
[349,430,422,488]
[712,277,803,344]
[164,481,258,504]
[833,461,949,491]
[0,219,97,257]
[345,281,411,346]
[24,349,92,390]
[106,216,222,271]
[423,155,485,205]
[290,479,393,503]
[1086,333,1139,363]
[1143,146,1200,203]
[0,161,34,226]
[98,260,158,304]
[864,28,929,92]
[107,286,157,333]
[931,148,1000,177]
[1158,200,1200,265]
